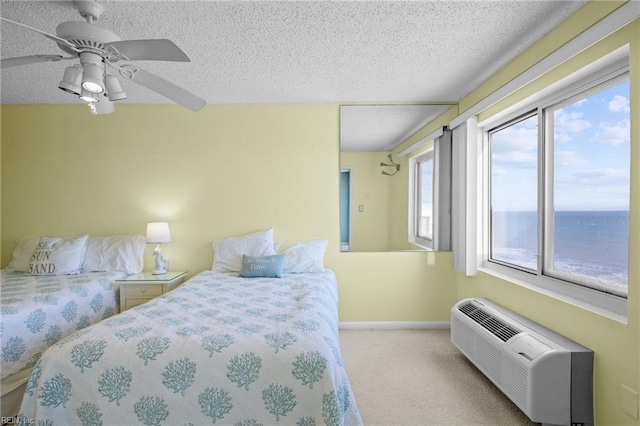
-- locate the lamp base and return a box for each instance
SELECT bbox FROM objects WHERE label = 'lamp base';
[152,244,167,275]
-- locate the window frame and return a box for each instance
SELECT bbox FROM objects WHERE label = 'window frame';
[541,75,630,297]
[411,149,435,249]
[478,63,630,320]
[487,110,539,273]
[408,129,452,251]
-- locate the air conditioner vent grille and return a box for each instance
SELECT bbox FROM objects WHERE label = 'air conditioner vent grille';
[457,301,520,342]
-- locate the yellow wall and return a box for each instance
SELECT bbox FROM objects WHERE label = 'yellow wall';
[1,1,638,423]
[389,106,459,250]
[340,151,393,251]
[339,150,419,252]
[0,103,457,324]
[339,105,459,252]
[455,2,639,424]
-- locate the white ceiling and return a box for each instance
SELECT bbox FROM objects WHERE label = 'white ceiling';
[340,104,453,152]
[0,0,587,150]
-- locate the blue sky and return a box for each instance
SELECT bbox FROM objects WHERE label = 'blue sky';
[492,79,630,211]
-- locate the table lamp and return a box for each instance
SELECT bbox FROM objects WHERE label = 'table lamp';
[146,222,171,274]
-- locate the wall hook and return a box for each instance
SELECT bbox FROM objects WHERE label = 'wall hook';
[381,153,400,176]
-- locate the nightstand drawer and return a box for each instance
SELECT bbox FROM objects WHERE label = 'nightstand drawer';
[117,271,187,313]
[124,284,163,298]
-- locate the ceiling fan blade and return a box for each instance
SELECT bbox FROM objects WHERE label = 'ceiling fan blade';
[1,54,69,69]
[105,39,190,63]
[118,65,206,112]
[0,17,79,52]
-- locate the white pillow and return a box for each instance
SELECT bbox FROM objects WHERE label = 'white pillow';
[275,240,328,273]
[6,237,40,271]
[28,235,89,276]
[82,235,146,274]
[212,228,275,273]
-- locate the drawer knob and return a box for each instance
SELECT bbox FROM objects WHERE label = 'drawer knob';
[140,288,147,293]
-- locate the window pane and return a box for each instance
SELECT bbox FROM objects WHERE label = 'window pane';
[549,80,629,295]
[417,157,433,239]
[490,114,538,270]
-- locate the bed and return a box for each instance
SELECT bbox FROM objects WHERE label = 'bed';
[17,268,363,424]
[0,270,126,414]
[1,234,145,418]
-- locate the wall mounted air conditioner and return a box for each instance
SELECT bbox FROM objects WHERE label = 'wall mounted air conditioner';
[451,298,593,426]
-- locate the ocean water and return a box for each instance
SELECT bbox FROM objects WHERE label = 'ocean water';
[492,211,629,291]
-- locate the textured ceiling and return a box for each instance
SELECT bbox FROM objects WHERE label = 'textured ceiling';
[0,0,587,150]
[341,104,453,152]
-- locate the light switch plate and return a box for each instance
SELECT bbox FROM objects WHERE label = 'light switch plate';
[621,384,638,419]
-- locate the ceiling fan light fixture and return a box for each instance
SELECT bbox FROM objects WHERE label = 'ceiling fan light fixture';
[82,63,104,93]
[88,98,115,115]
[58,66,82,95]
[79,88,99,103]
[105,75,127,101]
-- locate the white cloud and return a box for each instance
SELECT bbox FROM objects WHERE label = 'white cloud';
[608,95,630,113]
[491,123,537,166]
[553,108,591,144]
[554,150,586,167]
[493,151,537,166]
[591,119,630,146]
[554,108,591,133]
[557,168,629,185]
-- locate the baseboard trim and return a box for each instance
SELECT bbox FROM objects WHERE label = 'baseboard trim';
[338,321,450,330]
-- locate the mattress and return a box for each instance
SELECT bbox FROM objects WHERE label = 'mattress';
[18,270,363,425]
[1,270,124,384]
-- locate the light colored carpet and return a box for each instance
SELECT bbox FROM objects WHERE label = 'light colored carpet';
[339,329,538,426]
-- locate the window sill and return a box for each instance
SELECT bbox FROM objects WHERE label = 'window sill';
[408,239,433,251]
[478,263,628,324]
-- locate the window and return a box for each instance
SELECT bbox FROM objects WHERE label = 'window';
[484,73,630,307]
[409,130,452,251]
[415,150,434,246]
[544,78,630,296]
[489,113,538,271]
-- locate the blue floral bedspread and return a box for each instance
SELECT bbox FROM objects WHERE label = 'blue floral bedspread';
[1,270,124,382]
[18,270,363,425]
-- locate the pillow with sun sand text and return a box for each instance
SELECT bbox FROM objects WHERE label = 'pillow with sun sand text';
[6,237,41,272]
[28,235,89,275]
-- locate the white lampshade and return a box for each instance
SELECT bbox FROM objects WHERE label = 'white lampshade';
[82,63,105,94]
[79,88,99,103]
[146,222,171,244]
[105,75,127,101]
[59,66,82,95]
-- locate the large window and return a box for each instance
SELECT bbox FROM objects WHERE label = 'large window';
[490,113,538,271]
[545,78,630,296]
[485,73,630,303]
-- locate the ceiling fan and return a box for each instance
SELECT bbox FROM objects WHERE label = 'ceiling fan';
[0,0,206,114]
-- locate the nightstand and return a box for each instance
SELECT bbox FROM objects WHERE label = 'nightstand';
[117,271,187,312]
